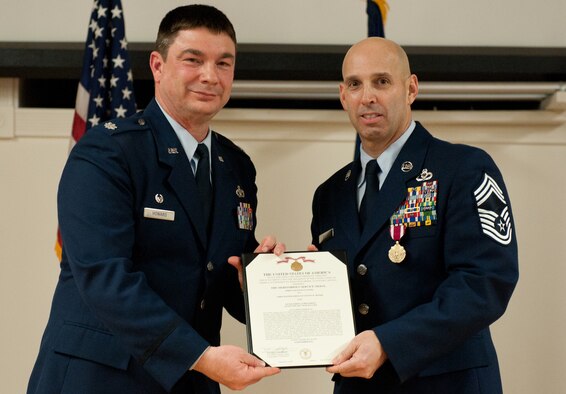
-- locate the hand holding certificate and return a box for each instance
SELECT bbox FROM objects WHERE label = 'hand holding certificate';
[242,251,356,368]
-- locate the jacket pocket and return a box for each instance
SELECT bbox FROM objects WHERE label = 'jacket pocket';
[53,322,130,371]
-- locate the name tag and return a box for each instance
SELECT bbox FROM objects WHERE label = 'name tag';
[144,207,175,221]
[318,228,334,244]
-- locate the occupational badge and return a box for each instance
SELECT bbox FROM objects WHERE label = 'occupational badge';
[416,168,433,182]
[401,161,413,172]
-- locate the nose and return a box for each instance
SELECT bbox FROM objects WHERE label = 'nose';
[361,86,377,105]
[200,62,219,84]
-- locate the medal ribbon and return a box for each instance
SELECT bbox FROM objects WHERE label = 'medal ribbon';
[390,224,406,242]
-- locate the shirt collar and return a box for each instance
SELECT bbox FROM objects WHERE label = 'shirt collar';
[358,120,416,188]
[156,100,211,162]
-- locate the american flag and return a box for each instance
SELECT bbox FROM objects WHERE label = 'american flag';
[56,0,136,261]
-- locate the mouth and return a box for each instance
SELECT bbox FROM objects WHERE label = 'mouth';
[191,90,219,100]
[360,112,383,123]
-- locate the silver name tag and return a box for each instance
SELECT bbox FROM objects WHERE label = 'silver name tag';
[144,207,175,221]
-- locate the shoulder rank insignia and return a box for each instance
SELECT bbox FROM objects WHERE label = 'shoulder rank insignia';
[104,121,117,131]
[474,173,513,245]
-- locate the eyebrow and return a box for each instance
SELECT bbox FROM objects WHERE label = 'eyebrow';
[180,48,235,60]
[343,72,393,82]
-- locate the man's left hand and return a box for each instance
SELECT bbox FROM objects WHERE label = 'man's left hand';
[228,235,286,289]
[326,330,387,379]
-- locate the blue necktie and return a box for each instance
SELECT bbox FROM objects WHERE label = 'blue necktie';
[359,160,380,229]
[195,144,212,228]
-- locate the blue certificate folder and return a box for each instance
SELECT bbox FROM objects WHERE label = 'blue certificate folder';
[241,250,355,368]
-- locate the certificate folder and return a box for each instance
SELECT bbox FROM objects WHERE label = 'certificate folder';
[242,250,356,368]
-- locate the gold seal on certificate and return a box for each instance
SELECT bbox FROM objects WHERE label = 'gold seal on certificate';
[242,250,355,368]
[291,260,303,271]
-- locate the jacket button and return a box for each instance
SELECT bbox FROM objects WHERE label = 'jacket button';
[358,303,369,315]
[207,261,214,271]
[200,299,206,310]
[356,264,368,275]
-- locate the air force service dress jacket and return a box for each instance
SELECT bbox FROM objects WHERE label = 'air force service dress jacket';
[28,98,258,394]
[311,122,518,393]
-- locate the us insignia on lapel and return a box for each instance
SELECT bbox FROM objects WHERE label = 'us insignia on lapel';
[474,173,513,245]
[391,181,438,227]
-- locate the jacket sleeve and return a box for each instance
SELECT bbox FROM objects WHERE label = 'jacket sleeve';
[374,148,519,381]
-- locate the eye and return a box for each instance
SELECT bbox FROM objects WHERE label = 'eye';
[376,77,390,86]
[217,60,233,68]
[184,57,202,65]
[346,80,360,89]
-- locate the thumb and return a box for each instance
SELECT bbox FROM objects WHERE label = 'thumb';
[227,256,242,270]
[332,342,356,365]
[240,352,267,368]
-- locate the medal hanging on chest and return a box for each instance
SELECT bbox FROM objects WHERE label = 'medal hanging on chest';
[388,224,406,263]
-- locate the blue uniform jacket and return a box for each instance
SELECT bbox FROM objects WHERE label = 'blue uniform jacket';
[311,123,518,393]
[28,99,259,394]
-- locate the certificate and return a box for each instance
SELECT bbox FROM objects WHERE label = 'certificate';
[242,250,355,368]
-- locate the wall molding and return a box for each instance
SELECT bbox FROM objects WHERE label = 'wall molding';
[3,76,565,145]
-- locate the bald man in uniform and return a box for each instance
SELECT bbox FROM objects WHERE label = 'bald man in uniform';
[310,37,518,394]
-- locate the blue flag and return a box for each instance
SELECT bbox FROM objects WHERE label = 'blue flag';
[356,1,389,159]
[367,0,388,38]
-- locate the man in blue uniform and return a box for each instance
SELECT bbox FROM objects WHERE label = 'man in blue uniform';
[28,5,281,393]
[310,37,518,393]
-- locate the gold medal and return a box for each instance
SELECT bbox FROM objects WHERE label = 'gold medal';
[388,241,406,263]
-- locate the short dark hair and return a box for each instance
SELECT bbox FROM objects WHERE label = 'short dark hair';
[155,4,236,58]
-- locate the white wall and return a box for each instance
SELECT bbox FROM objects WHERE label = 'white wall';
[1,0,565,47]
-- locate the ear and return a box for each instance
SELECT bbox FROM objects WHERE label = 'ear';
[149,51,164,82]
[407,74,419,105]
[339,83,348,111]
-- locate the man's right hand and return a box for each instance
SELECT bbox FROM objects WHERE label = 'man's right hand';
[193,345,280,390]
